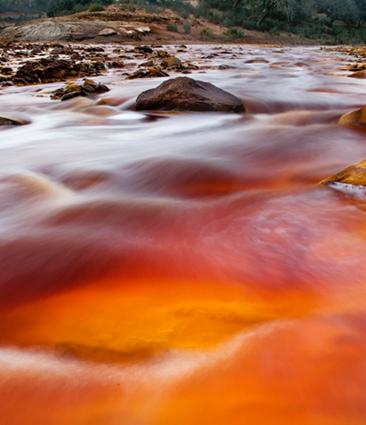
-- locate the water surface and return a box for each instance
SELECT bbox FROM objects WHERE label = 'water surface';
[1,44,366,425]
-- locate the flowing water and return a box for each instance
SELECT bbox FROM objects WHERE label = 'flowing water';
[1,44,366,425]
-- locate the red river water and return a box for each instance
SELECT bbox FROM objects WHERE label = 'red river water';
[1,44,366,425]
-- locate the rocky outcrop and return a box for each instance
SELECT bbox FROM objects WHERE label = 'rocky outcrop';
[135,77,245,113]
[0,19,151,43]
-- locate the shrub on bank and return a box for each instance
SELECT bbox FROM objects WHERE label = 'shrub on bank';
[166,23,179,32]
[224,27,244,40]
[200,27,214,41]
[183,21,192,34]
[89,3,105,12]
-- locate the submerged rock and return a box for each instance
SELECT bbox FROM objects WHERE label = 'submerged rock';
[0,115,28,126]
[135,77,245,113]
[338,107,366,131]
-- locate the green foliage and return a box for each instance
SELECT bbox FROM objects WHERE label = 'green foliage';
[2,0,366,43]
[45,0,112,16]
[224,27,245,40]
[183,21,192,34]
[166,22,178,32]
[88,2,105,11]
[197,0,366,43]
[200,27,214,40]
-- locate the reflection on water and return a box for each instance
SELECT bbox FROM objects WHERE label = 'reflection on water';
[1,45,366,425]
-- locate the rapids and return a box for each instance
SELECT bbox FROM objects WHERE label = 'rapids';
[1,44,366,425]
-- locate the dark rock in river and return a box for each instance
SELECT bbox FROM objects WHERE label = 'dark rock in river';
[135,77,245,113]
[127,67,169,79]
[160,55,183,70]
[134,45,154,54]
[51,79,110,101]
[12,57,106,85]
[0,115,29,126]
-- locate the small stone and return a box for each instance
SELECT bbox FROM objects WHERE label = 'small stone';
[127,67,169,80]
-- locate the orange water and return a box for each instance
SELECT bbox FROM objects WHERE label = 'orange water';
[1,45,366,424]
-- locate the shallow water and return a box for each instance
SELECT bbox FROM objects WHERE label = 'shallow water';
[1,44,366,425]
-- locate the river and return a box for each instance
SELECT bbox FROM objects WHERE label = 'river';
[1,44,366,425]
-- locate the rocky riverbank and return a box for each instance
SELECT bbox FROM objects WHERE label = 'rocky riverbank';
[0,4,311,46]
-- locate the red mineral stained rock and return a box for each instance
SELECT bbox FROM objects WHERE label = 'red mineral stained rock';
[338,106,366,131]
[321,159,366,187]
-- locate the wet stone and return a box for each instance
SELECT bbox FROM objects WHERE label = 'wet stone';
[51,79,110,101]
[135,76,245,113]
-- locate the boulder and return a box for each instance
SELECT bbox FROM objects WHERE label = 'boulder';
[135,77,245,113]
[321,159,366,187]
[338,107,366,131]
